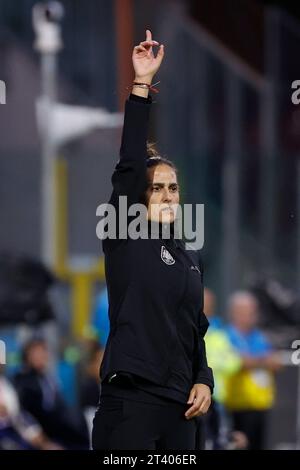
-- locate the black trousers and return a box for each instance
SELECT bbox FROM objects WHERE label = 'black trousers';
[232,410,268,450]
[92,394,199,450]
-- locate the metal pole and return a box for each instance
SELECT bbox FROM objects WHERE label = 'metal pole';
[221,72,242,304]
[297,160,300,294]
[115,0,134,112]
[259,8,280,276]
[188,44,209,204]
[296,159,300,449]
[296,361,300,449]
[40,52,57,267]
[32,2,64,267]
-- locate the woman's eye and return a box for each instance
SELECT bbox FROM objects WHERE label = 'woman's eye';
[153,186,160,192]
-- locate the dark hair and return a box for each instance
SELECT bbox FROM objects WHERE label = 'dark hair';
[139,142,178,206]
[146,141,178,173]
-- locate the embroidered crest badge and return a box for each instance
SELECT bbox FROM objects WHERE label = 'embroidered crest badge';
[161,245,175,265]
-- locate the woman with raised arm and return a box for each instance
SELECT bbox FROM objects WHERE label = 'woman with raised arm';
[92,30,213,450]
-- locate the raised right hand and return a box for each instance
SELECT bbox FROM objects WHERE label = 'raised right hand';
[132,29,164,83]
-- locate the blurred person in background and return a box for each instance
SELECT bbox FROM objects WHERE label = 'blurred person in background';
[90,287,110,346]
[80,341,104,438]
[92,29,213,450]
[0,364,61,450]
[224,291,282,450]
[202,288,247,450]
[14,338,89,449]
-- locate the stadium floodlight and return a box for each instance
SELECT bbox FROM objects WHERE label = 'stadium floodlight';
[33,1,64,54]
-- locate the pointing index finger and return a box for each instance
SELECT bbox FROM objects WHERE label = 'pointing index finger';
[146,29,152,42]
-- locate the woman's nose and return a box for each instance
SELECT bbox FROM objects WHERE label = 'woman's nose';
[162,189,172,202]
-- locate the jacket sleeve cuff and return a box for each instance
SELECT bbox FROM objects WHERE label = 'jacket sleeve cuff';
[194,367,214,395]
[129,93,152,104]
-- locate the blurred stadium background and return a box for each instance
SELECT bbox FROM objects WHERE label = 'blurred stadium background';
[0,0,300,450]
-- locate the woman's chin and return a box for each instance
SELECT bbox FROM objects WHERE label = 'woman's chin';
[147,212,175,224]
[160,213,174,224]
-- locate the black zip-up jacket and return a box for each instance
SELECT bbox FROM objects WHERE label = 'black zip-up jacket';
[99,94,214,402]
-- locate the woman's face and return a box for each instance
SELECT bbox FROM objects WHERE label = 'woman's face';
[146,164,179,223]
